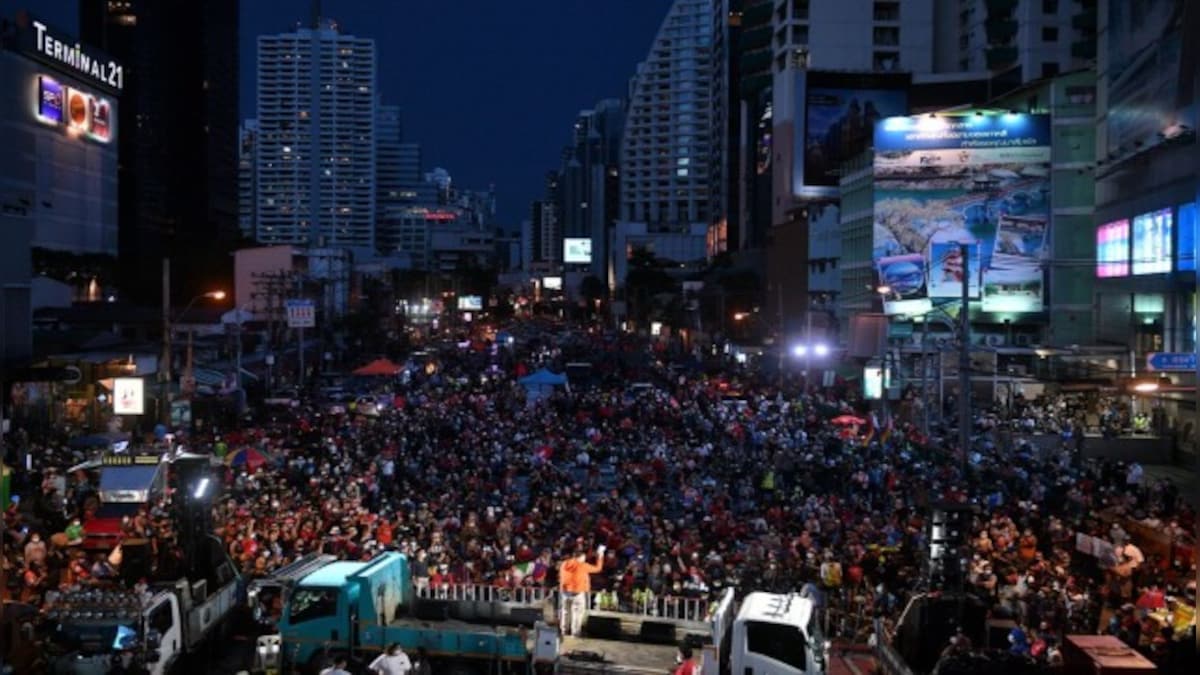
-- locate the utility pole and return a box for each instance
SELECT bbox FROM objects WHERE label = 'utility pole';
[958,242,971,478]
[160,258,171,426]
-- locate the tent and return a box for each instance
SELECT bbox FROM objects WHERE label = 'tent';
[353,358,402,376]
[518,368,568,406]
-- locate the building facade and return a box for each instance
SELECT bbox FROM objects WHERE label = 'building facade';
[79,0,240,304]
[619,0,716,230]
[254,18,376,249]
[955,0,1097,80]
[556,99,625,284]
[238,119,258,239]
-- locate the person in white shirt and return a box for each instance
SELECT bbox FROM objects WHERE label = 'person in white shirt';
[320,656,352,675]
[369,643,413,675]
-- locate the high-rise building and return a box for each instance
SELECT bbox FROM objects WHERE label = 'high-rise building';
[254,17,376,249]
[708,0,742,256]
[238,119,258,239]
[79,0,240,304]
[620,0,716,229]
[557,99,624,282]
[956,0,1097,81]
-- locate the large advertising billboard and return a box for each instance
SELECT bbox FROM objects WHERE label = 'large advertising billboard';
[1178,202,1197,272]
[1131,208,1173,275]
[563,237,592,264]
[873,113,1052,314]
[1105,0,1196,155]
[794,71,909,197]
[1096,219,1131,278]
[34,75,114,144]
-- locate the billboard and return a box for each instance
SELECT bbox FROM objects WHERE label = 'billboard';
[1096,219,1131,277]
[1105,0,1196,155]
[34,75,113,144]
[457,295,483,311]
[1178,202,1196,271]
[1132,208,1173,275]
[796,71,909,196]
[873,113,1052,313]
[112,378,144,415]
[541,276,562,291]
[563,237,592,264]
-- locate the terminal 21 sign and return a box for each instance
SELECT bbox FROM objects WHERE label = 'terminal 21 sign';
[27,19,124,92]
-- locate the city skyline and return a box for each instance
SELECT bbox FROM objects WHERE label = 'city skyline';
[1,0,672,227]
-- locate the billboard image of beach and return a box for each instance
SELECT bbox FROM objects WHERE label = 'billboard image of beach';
[873,113,1051,313]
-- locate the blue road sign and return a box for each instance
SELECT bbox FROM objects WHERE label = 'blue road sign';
[1145,352,1197,372]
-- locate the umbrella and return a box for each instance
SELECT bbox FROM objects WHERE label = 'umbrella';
[831,415,866,426]
[353,358,402,376]
[226,447,269,470]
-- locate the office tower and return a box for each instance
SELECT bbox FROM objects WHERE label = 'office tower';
[254,17,376,248]
[79,0,240,303]
[557,99,624,281]
[620,0,716,229]
[708,0,742,255]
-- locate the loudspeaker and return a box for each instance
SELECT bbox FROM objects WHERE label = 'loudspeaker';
[638,621,677,645]
[413,599,450,621]
[584,615,622,640]
[510,607,544,626]
[121,539,152,585]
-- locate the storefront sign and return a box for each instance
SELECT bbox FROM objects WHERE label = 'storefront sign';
[30,19,124,92]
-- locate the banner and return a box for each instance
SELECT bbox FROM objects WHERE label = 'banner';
[873,113,1052,313]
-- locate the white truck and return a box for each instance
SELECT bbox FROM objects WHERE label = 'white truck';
[46,568,240,675]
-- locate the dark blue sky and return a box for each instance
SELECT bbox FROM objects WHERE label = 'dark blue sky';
[5,0,672,226]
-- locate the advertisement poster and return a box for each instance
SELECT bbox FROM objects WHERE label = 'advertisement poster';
[66,87,90,131]
[877,253,926,299]
[927,241,981,299]
[797,71,909,194]
[37,75,63,124]
[112,378,144,416]
[88,96,111,142]
[1132,208,1173,275]
[1105,0,1196,155]
[563,237,592,264]
[1096,219,1131,277]
[873,113,1051,313]
[1178,202,1196,271]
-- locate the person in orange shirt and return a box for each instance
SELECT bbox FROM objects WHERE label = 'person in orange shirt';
[559,545,604,636]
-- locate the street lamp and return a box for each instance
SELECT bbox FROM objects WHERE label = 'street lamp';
[161,288,226,425]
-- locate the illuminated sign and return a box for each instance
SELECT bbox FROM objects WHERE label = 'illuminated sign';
[102,455,161,466]
[563,237,592,264]
[1176,202,1196,272]
[457,295,483,311]
[542,276,563,291]
[35,76,113,144]
[1096,219,1130,278]
[1132,208,1172,275]
[31,19,124,91]
[112,378,144,415]
[863,367,883,400]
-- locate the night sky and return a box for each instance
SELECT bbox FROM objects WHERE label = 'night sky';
[4,0,672,227]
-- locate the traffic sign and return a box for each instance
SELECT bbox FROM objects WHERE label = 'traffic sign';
[1145,352,1196,372]
[285,299,315,328]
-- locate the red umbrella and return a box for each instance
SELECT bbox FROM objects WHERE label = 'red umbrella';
[353,358,402,376]
[831,415,867,426]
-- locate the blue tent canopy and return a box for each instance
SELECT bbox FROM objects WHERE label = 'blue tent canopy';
[518,369,567,387]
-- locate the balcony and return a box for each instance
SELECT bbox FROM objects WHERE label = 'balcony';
[985,0,1018,16]
[985,17,1018,42]
[1071,7,1097,33]
[986,45,1018,69]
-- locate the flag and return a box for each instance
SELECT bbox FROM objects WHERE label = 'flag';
[510,560,535,583]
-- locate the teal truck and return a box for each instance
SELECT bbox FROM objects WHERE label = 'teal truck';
[273,551,831,675]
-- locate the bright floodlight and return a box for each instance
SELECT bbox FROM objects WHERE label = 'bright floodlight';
[193,477,211,500]
[1132,382,1159,393]
[876,285,892,295]
[792,344,808,357]
[206,291,226,300]
[814,344,830,357]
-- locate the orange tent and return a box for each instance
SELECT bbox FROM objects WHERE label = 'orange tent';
[353,358,402,376]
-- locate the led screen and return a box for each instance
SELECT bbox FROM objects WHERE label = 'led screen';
[37,75,63,124]
[1096,220,1130,278]
[1132,208,1172,275]
[1178,202,1196,272]
[563,237,592,264]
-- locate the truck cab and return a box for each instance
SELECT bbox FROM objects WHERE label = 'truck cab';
[729,592,827,675]
[72,454,168,551]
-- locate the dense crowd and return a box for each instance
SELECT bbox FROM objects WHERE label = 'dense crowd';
[3,322,1197,673]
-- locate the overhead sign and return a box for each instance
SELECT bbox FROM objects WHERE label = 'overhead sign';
[112,378,144,415]
[1145,352,1196,372]
[24,18,125,92]
[285,299,316,328]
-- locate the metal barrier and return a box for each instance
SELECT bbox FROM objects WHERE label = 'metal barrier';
[589,592,713,623]
[872,618,916,675]
[414,582,556,605]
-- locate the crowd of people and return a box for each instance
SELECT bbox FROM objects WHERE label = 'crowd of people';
[2,320,1197,673]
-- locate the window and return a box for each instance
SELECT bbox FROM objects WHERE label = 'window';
[148,600,174,634]
[288,588,339,624]
[1042,0,1058,14]
[1042,26,1058,42]
[746,621,807,670]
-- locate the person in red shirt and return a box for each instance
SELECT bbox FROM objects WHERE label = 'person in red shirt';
[673,645,700,675]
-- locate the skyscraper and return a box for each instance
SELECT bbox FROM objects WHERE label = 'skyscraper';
[254,17,376,249]
[557,99,624,282]
[238,119,258,240]
[79,0,240,303]
[620,0,716,230]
